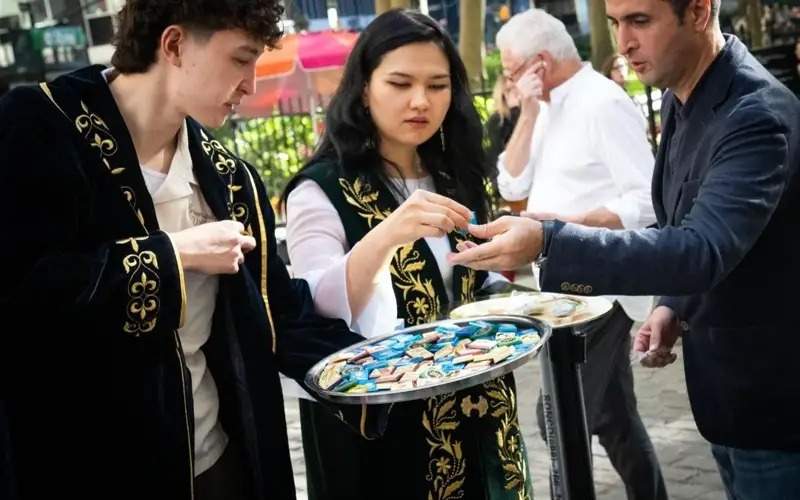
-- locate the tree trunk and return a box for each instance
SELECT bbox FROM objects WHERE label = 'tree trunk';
[459,0,486,91]
[589,0,614,69]
[746,0,763,48]
[375,0,391,14]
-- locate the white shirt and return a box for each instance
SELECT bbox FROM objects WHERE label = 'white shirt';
[141,122,228,476]
[283,175,504,398]
[497,65,656,321]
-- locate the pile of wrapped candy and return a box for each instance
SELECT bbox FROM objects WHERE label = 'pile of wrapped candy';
[317,320,542,395]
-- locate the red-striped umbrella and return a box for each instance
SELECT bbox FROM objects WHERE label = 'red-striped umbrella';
[237,30,359,118]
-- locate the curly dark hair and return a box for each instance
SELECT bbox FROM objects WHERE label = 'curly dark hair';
[111,0,284,74]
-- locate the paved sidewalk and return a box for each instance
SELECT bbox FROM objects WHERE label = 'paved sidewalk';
[284,339,726,500]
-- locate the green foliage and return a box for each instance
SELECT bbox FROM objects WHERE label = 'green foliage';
[213,95,500,199]
[573,33,592,62]
[212,113,318,198]
[483,49,503,93]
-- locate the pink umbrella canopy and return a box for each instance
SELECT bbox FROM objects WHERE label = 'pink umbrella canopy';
[236,30,359,118]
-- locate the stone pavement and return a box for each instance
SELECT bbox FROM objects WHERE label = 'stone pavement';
[283,338,726,500]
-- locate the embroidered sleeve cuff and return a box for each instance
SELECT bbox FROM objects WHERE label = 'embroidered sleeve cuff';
[110,232,187,336]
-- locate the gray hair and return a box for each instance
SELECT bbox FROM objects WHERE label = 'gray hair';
[495,9,580,62]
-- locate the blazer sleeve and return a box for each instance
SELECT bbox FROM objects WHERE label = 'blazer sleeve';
[539,102,793,297]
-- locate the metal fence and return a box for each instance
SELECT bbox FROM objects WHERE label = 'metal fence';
[215,87,661,203]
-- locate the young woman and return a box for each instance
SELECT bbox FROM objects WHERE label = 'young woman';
[283,9,533,500]
[485,74,521,189]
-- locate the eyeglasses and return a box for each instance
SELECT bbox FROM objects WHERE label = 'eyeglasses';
[502,57,536,83]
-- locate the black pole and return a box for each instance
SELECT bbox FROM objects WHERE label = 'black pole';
[539,326,596,500]
[645,85,658,153]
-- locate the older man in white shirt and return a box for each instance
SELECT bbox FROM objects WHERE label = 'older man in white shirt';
[495,9,667,500]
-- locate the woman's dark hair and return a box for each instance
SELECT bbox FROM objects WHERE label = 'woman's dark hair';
[285,9,491,223]
[111,0,284,74]
[601,54,622,79]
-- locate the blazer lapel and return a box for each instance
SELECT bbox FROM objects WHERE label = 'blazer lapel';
[663,36,741,225]
[651,96,674,227]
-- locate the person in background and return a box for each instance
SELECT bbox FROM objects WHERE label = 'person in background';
[485,73,521,176]
[283,9,533,500]
[451,0,800,497]
[493,9,667,500]
[602,53,630,89]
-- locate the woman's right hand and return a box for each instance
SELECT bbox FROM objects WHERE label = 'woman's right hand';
[375,189,471,249]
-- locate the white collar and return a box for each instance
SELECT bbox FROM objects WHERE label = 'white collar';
[149,120,197,204]
[549,63,592,106]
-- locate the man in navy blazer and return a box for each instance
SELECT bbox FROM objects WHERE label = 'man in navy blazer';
[450,0,800,496]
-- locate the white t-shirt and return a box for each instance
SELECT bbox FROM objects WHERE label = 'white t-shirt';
[141,123,227,477]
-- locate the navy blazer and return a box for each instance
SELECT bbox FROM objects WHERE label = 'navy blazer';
[539,35,800,450]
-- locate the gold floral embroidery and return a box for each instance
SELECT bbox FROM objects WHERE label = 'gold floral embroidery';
[454,235,478,304]
[73,100,128,176]
[339,178,438,325]
[459,269,477,304]
[423,394,466,500]
[118,237,161,336]
[483,378,531,498]
[338,177,391,227]
[459,395,489,418]
[392,244,440,325]
[200,129,250,228]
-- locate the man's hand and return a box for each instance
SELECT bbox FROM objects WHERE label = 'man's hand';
[522,208,624,230]
[375,189,470,248]
[516,62,545,119]
[169,220,256,275]
[447,216,542,271]
[522,210,582,224]
[634,306,681,368]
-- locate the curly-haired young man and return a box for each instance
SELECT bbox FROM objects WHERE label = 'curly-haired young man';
[0,2,376,499]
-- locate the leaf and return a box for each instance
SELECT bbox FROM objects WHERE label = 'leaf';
[353,177,362,193]
[111,168,125,175]
[438,398,455,419]
[503,463,519,474]
[230,185,243,192]
[342,194,361,209]
[404,261,425,273]
[422,411,432,434]
[485,390,505,401]
[443,478,464,499]
[438,422,458,431]
[492,408,507,419]
[80,101,89,113]
[399,244,413,262]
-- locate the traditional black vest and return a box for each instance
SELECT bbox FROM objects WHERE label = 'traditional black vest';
[296,161,488,327]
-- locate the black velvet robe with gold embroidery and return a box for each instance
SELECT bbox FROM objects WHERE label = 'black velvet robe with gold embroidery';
[0,66,374,500]
[293,162,534,500]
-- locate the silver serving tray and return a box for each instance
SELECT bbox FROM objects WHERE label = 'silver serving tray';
[304,315,552,404]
